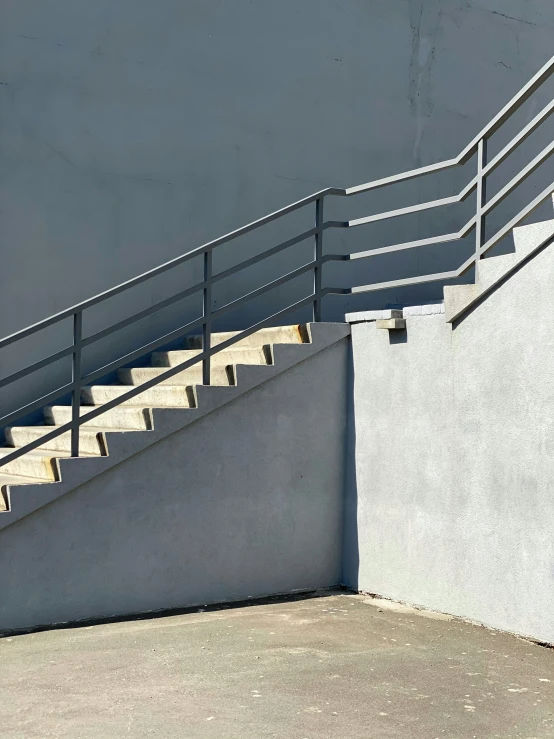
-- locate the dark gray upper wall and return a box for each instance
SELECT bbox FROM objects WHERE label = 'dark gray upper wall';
[1,1,553,409]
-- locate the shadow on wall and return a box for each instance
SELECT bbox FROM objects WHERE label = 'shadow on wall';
[341,324,409,588]
[341,341,359,590]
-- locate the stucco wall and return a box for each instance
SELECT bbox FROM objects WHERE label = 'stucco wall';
[343,236,554,644]
[1,1,554,417]
[0,339,348,632]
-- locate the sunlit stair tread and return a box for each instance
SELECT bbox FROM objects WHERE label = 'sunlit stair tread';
[4,425,134,456]
[152,346,268,367]
[118,365,232,387]
[0,446,93,481]
[45,404,151,430]
[81,384,194,407]
[185,325,305,349]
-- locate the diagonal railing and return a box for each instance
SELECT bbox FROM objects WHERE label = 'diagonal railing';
[1,55,554,470]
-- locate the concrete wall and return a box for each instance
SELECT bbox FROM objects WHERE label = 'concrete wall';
[343,238,554,644]
[2,0,554,417]
[0,339,348,632]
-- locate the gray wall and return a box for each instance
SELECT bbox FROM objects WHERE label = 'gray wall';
[0,340,348,632]
[343,239,554,644]
[2,0,554,417]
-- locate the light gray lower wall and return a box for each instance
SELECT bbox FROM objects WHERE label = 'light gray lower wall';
[0,340,348,633]
[343,241,554,644]
[2,0,554,418]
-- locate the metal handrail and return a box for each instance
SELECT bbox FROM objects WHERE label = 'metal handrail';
[1,55,554,469]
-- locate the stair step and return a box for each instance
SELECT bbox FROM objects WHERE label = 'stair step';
[118,365,232,387]
[477,253,520,290]
[5,426,109,456]
[45,404,151,430]
[513,219,554,257]
[0,448,64,481]
[152,347,268,368]
[443,284,478,323]
[81,384,193,408]
[185,325,305,350]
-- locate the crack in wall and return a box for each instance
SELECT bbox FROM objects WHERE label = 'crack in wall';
[24,129,175,186]
[490,10,539,28]
[408,0,443,167]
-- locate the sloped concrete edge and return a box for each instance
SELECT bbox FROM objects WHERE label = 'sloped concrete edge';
[0,323,350,532]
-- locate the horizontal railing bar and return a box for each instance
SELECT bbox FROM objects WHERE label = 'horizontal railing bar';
[347,268,461,294]
[325,251,479,299]
[0,344,74,390]
[480,181,554,256]
[344,158,461,196]
[460,55,554,162]
[325,184,554,298]
[210,261,317,321]
[211,227,318,285]
[482,139,554,216]
[326,268,471,298]
[348,195,459,228]
[59,295,317,431]
[484,98,554,178]
[0,383,74,428]
[0,419,77,468]
[82,281,205,349]
[347,179,477,228]
[346,219,477,261]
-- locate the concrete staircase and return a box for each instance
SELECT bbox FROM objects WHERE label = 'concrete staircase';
[444,199,554,323]
[2,208,554,528]
[0,322,350,529]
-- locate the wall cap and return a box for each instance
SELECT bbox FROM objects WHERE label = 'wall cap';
[345,303,445,324]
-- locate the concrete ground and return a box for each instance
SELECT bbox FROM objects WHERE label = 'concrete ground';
[1,592,553,739]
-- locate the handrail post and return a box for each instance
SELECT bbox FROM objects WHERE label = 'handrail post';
[71,311,83,457]
[475,137,488,279]
[313,196,324,322]
[202,250,213,385]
